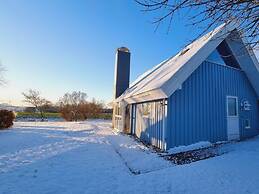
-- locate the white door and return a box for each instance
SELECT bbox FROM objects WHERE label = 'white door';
[226,96,240,140]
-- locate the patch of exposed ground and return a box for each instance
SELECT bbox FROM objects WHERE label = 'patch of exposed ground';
[162,144,227,165]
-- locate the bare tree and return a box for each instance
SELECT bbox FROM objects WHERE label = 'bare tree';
[58,91,88,121]
[58,92,105,121]
[135,0,258,48]
[22,89,50,121]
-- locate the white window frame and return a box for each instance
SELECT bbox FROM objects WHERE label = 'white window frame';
[226,96,239,117]
[244,119,251,129]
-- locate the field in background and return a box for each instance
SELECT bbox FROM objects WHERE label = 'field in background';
[16,112,112,121]
[16,112,61,118]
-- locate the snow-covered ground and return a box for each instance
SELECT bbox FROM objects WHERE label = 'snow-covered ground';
[0,121,259,194]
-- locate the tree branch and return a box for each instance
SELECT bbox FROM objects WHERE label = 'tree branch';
[135,0,259,48]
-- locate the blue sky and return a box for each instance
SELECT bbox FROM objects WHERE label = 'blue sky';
[0,0,203,106]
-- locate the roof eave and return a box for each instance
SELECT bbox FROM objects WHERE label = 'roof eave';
[123,88,168,104]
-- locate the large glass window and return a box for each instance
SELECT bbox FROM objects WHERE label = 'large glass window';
[227,97,238,116]
[206,49,226,65]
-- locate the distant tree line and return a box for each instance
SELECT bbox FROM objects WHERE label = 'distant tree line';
[22,89,111,121]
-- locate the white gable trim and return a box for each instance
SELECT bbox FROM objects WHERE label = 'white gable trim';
[162,26,232,97]
[223,32,259,97]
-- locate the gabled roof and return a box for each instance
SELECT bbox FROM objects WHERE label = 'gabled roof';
[116,23,259,104]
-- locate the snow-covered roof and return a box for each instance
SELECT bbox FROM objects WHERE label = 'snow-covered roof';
[116,23,259,104]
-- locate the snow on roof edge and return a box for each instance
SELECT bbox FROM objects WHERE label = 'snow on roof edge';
[115,22,239,103]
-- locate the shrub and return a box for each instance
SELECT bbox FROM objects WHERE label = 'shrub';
[0,110,15,129]
[59,105,79,121]
[58,91,105,121]
[59,102,106,121]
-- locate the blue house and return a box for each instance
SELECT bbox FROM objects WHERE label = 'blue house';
[113,23,259,150]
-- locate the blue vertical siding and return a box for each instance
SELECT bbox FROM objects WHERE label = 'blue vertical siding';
[167,61,259,148]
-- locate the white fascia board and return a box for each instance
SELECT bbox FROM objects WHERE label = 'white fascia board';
[162,25,234,97]
[248,49,259,72]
